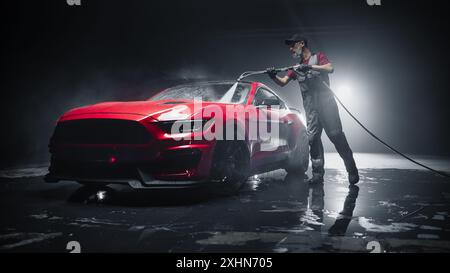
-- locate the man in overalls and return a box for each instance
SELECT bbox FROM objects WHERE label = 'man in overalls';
[267,34,359,185]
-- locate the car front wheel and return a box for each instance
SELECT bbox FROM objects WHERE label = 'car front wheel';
[210,141,250,195]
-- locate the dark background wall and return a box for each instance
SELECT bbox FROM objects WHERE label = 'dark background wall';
[1,0,449,167]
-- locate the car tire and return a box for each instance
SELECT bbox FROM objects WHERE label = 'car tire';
[210,141,250,195]
[285,126,309,174]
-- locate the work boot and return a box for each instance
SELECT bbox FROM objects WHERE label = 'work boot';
[348,172,360,185]
[307,174,324,185]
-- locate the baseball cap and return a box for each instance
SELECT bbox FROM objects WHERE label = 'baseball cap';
[285,34,308,46]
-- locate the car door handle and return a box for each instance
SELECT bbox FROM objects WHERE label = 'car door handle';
[282,120,293,125]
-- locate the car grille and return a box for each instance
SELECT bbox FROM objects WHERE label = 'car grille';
[50,119,152,145]
[49,160,139,180]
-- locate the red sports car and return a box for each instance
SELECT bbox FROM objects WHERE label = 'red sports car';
[45,81,309,193]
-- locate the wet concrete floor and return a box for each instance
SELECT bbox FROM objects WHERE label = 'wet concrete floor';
[0,154,449,253]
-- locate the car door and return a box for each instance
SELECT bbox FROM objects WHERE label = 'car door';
[251,87,290,166]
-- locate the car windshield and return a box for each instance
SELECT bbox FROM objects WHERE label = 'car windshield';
[150,82,251,104]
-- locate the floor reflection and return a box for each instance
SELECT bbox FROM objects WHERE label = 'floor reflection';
[3,165,448,252]
[67,184,212,206]
[66,171,361,238]
[283,172,360,236]
[328,185,359,236]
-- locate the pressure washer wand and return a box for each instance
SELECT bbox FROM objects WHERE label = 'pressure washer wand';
[237,65,298,81]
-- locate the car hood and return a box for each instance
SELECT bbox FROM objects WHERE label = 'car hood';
[60,100,231,122]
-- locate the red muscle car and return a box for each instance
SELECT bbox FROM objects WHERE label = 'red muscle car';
[45,81,309,194]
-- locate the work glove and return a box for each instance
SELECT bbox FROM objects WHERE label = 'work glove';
[265,67,278,78]
[294,64,312,72]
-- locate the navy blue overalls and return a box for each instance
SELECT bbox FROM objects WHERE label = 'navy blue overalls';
[291,53,358,179]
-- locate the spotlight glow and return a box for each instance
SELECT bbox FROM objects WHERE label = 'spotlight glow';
[332,78,363,109]
[336,83,354,102]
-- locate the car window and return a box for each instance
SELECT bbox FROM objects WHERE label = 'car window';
[253,88,280,106]
[150,82,251,104]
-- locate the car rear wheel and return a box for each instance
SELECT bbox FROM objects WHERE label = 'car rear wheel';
[211,141,250,195]
[285,127,309,174]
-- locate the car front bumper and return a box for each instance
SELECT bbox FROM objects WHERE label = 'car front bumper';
[44,171,214,189]
[45,140,218,189]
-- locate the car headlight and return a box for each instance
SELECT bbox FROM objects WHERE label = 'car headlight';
[156,119,211,134]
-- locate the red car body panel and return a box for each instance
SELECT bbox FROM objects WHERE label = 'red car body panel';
[45,81,307,189]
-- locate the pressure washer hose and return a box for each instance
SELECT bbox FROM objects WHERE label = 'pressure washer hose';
[320,81,450,179]
[237,68,450,179]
